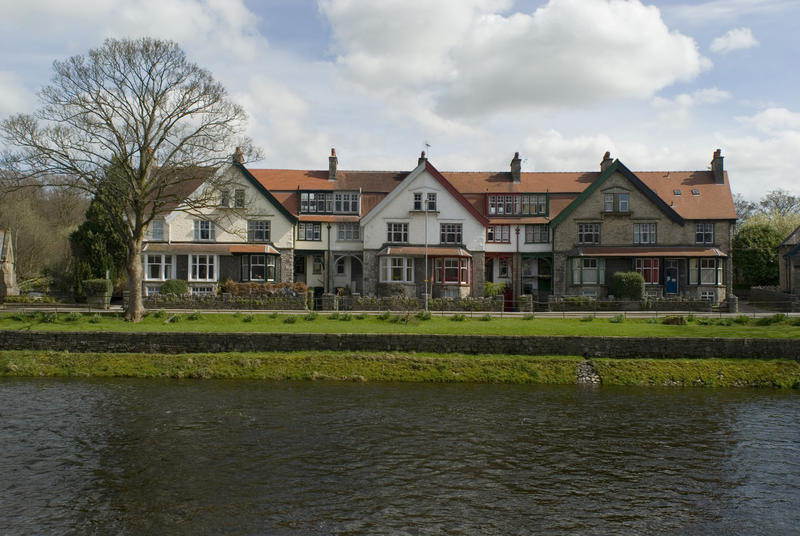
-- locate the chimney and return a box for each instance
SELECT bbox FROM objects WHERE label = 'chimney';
[328,148,338,181]
[510,152,521,183]
[600,151,613,173]
[711,149,724,184]
[418,151,427,166]
[233,147,244,164]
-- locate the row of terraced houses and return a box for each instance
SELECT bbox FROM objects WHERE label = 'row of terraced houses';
[141,148,737,307]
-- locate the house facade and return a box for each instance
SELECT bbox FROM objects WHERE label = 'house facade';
[142,148,737,306]
[779,225,800,295]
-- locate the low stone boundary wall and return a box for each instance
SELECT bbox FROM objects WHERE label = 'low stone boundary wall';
[1,331,798,361]
[749,287,800,312]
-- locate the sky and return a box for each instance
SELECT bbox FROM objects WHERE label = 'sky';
[1,0,798,201]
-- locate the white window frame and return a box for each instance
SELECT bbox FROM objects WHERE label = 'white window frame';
[633,223,657,245]
[380,257,414,283]
[194,220,216,241]
[298,222,321,241]
[144,254,172,281]
[695,222,714,244]
[413,192,423,211]
[149,219,165,241]
[189,254,218,282]
[578,223,600,245]
[426,192,437,211]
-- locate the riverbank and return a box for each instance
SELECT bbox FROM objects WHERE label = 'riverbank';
[1,351,797,388]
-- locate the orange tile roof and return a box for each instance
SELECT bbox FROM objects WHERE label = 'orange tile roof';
[246,166,736,221]
[571,246,727,257]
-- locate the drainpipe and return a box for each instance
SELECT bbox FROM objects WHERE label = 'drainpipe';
[515,226,520,307]
[326,223,332,293]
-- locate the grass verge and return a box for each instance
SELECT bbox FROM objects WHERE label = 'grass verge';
[0,351,797,388]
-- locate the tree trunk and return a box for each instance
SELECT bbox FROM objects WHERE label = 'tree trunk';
[125,237,145,322]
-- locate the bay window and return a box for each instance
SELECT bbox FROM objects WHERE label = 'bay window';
[241,254,277,281]
[689,258,723,285]
[380,257,414,283]
[572,258,605,285]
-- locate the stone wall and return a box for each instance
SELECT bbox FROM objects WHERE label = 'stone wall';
[1,331,797,361]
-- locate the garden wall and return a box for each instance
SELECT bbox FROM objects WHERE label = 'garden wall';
[1,331,797,361]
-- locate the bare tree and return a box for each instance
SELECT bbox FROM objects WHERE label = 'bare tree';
[1,37,257,321]
[758,189,800,217]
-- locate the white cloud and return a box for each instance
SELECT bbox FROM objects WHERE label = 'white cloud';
[667,0,794,22]
[710,27,758,54]
[0,72,35,117]
[736,107,800,134]
[321,0,710,119]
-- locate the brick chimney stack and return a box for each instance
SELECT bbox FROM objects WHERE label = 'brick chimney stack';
[418,151,427,166]
[233,147,244,164]
[511,152,521,183]
[601,151,613,173]
[711,149,724,184]
[329,148,338,181]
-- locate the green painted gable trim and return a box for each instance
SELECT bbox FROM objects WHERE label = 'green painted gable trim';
[549,159,685,228]
[234,163,298,224]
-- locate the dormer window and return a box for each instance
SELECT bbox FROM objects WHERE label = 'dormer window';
[673,189,682,196]
[691,189,700,196]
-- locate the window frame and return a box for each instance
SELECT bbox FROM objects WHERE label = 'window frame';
[487,224,511,243]
[577,223,601,245]
[337,222,360,241]
[633,223,657,245]
[380,256,414,283]
[144,254,172,281]
[439,223,462,244]
[695,222,714,244]
[189,254,217,282]
[635,258,660,284]
[149,219,165,241]
[298,222,322,241]
[571,257,606,285]
[193,220,216,241]
[247,220,270,242]
[524,224,549,243]
[387,222,409,244]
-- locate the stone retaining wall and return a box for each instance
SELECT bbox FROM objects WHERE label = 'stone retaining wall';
[1,331,798,361]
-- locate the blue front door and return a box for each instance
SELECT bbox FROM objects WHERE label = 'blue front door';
[665,260,678,294]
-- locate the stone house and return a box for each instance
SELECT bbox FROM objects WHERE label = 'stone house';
[778,224,800,295]
[0,229,19,298]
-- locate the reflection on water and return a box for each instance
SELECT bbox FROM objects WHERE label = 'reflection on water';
[0,379,798,535]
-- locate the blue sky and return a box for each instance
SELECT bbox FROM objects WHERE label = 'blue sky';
[1,0,798,201]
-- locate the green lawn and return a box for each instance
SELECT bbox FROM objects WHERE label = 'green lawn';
[2,310,800,338]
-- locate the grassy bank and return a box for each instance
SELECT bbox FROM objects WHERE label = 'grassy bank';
[2,311,800,338]
[1,351,797,388]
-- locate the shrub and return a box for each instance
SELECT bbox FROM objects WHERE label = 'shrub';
[88,314,102,324]
[415,310,432,321]
[328,312,340,320]
[242,314,255,322]
[662,315,686,325]
[377,311,391,321]
[166,314,181,323]
[187,311,202,321]
[64,312,82,322]
[39,312,58,323]
[479,314,492,321]
[522,313,534,320]
[355,312,367,320]
[733,315,751,325]
[451,313,466,322]
[304,312,318,321]
[270,312,279,319]
[283,316,296,324]
[82,278,112,296]
[159,279,189,296]
[3,295,57,304]
[339,313,352,321]
[611,272,645,300]
[221,280,307,297]
[580,315,594,322]
[152,309,167,319]
[609,313,625,324]
[484,281,506,297]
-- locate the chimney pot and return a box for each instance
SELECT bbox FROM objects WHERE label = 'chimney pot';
[329,148,338,181]
[418,151,427,165]
[233,147,244,164]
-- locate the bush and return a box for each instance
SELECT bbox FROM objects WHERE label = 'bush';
[580,315,594,322]
[283,316,296,324]
[612,272,645,300]
[82,278,112,296]
[415,310,432,321]
[609,313,625,324]
[304,312,317,321]
[377,311,391,321]
[662,315,686,325]
[733,315,751,325]
[152,309,167,319]
[88,314,102,324]
[484,281,506,297]
[64,312,82,322]
[479,314,492,321]
[221,280,307,297]
[451,313,466,322]
[187,311,202,321]
[339,313,352,321]
[522,313,534,320]
[242,314,255,323]
[159,279,189,296]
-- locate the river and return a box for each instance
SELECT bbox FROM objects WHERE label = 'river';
[0,379,798,535]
